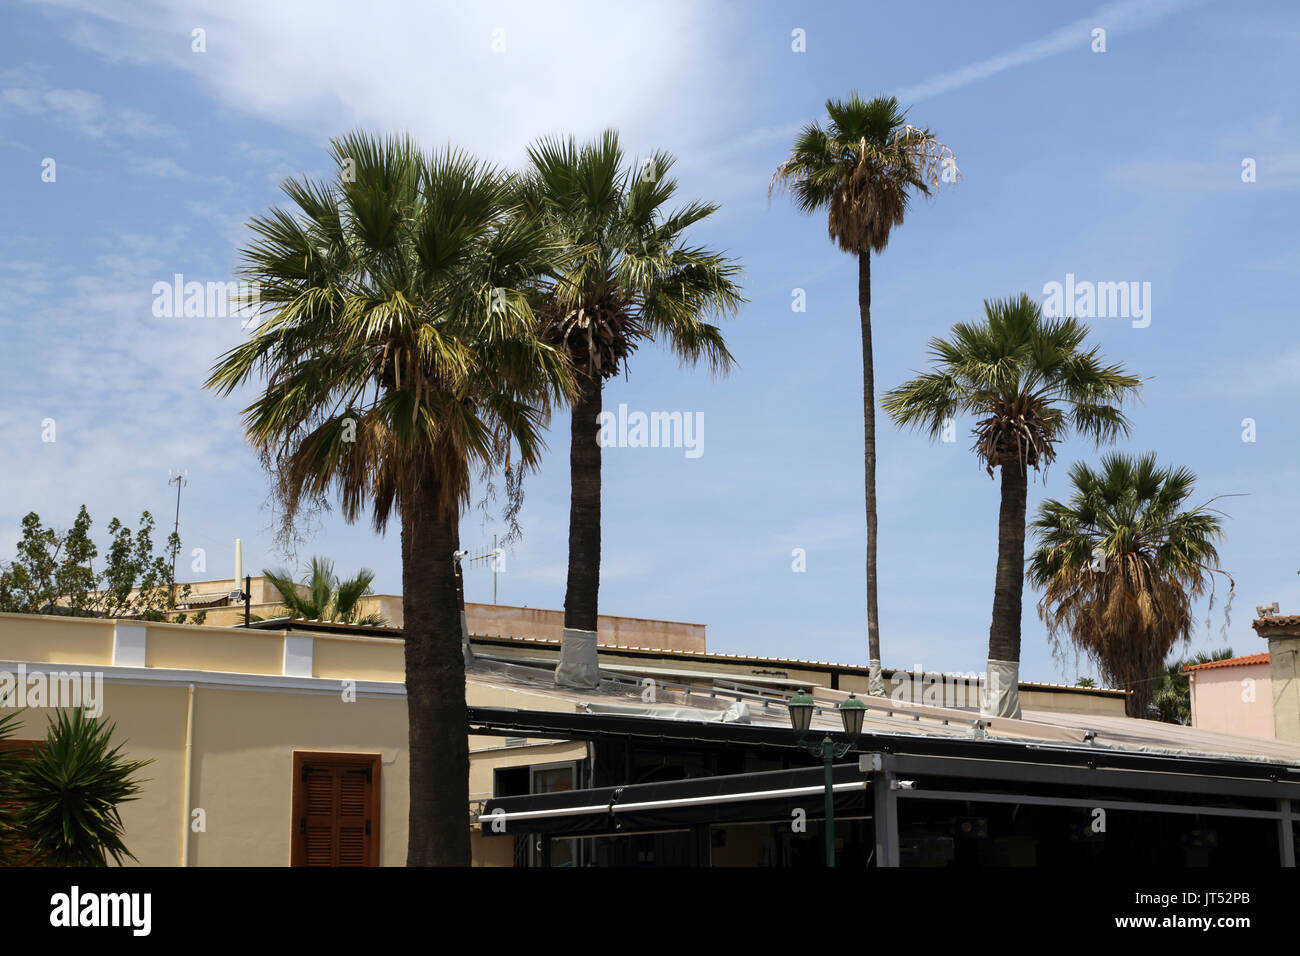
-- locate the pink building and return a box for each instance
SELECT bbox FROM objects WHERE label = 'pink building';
[1185,653,1273,739]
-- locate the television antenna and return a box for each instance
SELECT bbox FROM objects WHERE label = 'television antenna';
[462,535,505,605]
[167,468,188,597]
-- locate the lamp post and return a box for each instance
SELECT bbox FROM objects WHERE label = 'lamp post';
[787,689,865,867]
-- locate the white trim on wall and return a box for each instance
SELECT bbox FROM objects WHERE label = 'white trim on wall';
[0,659,405,700]
[112,622,148,667]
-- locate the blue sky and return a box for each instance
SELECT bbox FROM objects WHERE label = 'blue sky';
[2,0,1297,686]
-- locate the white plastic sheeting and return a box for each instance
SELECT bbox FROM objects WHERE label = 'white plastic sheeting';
[981,658,1022,719]
[581,700,752,723]
[461,610,474,667]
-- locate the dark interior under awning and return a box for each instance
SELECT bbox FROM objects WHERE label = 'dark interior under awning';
[480,763,869,836]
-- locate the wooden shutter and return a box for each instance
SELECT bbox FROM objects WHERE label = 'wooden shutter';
[0,741,46,866]
[291,752,380,866]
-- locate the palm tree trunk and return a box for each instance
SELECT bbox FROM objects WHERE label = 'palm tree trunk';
[859,253,884,697]
[557,373,602,687]
[984,459,1027,718]
[401,476,471,865]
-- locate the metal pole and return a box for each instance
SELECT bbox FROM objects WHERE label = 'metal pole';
[492,534,498,605]
[822,736,836,867]
[168,471,186,601]
[244,574,251,628]
[1281,798,1296,868]
[873,767,900,867]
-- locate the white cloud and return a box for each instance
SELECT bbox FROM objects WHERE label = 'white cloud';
[39,0,725,163]
[0,69,176,141]
[894,0,1196,103]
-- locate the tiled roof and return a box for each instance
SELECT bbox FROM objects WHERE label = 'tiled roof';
[1183,652,1269,673]
[1252,615,1300,631]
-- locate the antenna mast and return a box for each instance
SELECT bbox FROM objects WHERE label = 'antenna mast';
[464,535,505,605]
[167,468,188,600]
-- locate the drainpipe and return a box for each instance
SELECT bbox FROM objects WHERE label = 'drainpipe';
[180,684,195,866]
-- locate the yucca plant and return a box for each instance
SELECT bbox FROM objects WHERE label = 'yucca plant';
[8,708,150,866]
[772,93,957,695]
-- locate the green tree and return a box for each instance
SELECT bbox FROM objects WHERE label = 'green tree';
[883,294,1141,717]
[1027,453,1234,718]
[772,93,957,695]
[262,556,389,625]
[0,508,198,622]
[205,131,573,865]
[2,708,151,866]
[522,131,743,687]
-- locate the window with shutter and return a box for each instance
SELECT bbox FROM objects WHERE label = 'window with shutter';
[291,752,380,867]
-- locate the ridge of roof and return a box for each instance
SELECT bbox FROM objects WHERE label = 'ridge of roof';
[1183,652,1269,672]
[1253,614,1300,630]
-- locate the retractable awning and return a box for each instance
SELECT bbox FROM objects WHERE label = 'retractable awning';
[480,763,869,836]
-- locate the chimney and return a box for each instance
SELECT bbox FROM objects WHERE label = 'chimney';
[234,539,243,596]
[1252,612,1300,742]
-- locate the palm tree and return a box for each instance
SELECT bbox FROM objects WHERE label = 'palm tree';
[5,708,151,866]
[883,294,1141,717]
[772,93,957,695]
[1152,647,1235,724]
[262,556,389,625]
[1027,453,1234,718]
[523,131,743,687]
[206,132,574,865]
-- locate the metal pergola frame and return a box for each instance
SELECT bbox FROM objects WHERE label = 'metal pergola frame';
[864,752,1299,868]
[469,706,1300,867]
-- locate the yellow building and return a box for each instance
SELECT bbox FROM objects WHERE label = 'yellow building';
[2,610,1296,867]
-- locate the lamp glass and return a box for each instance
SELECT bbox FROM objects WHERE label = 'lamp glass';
[787,689,814,735]
[838,692,866,737]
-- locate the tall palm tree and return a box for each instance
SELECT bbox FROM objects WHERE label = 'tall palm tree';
[206,132,574,865]
[883,294,1141,717]
[523,131,743,687]
[772,93,957,695]
[1027,453,1234,718]
[262,556,389,625]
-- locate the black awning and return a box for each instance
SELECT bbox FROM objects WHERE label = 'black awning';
[467,705,1300,784]
[480,763,869,836]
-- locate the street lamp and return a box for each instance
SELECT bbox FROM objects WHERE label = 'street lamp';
[786,689,866,867]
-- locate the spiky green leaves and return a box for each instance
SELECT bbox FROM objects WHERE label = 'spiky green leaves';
[883,293,1142,475]
[771,92,958,254]
[1026,453,1235,713]
[205,131,577,530]
[523,130,743,383]
[4,708,150,867]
